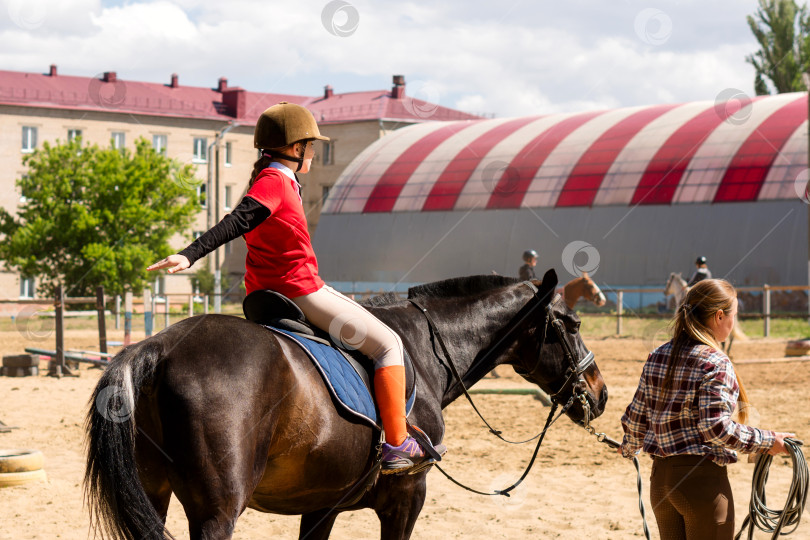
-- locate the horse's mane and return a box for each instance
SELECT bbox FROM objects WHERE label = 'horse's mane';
[360,292,401,307]
[408,275,520,300]
[359,275,521,307]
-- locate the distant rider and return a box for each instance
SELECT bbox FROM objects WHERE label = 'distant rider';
[687,256,712,287]
[519,249,538,281]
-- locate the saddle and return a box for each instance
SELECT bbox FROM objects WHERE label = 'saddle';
[242,290,416,429]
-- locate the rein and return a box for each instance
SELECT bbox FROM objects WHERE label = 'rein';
[407,296,545,445]
[407,281,597,496]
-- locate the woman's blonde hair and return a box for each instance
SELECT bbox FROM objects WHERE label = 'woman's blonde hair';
[667,278,750,423]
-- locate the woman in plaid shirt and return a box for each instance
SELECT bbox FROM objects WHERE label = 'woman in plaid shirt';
[620,279,794,539]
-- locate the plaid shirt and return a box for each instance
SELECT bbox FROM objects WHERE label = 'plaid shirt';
[621,340,775,465]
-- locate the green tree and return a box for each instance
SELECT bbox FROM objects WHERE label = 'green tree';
[746,0,810,94]
[0,137,201,298]
[191,267,233,300]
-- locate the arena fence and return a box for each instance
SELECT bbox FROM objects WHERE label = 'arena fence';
[332,283,810,338]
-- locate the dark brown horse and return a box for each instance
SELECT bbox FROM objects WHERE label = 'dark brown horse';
[85,270,607,540]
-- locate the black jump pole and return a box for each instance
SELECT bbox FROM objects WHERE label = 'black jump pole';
[96,286,107,354]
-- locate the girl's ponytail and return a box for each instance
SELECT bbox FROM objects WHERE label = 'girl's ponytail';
[250,153,274,186]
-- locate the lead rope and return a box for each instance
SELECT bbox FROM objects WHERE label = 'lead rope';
[735,438,808,540]
[433,395,574,497]
[579,396,652,540]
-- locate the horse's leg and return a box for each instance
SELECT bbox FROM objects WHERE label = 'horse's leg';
[374,476,427,540]
[162,404,261,540]
[299,509,340,540]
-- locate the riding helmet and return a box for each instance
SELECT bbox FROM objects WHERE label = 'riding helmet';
[523,249,538,261]
[695,256,707,265]
[254,102,329,149]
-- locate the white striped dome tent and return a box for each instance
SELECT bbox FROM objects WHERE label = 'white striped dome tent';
[313,92,808,288]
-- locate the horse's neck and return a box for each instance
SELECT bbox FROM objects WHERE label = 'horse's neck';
[563,278,583,306]
[424,290,534,406]
[667,275,686,301]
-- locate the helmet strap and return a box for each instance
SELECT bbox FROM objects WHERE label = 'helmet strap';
[262,147,304,172]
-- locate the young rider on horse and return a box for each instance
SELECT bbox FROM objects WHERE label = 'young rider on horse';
[687,255,712,287]
[148,102,431,473]
[518,249,538,281]
[619,278,794,539]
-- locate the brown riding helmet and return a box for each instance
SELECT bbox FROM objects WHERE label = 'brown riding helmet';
[254,102,329,150]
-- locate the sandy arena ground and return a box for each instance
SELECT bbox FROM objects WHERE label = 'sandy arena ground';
[0,324,808,539]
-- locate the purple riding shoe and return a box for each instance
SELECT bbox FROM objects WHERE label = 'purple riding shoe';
[380,435,430,474]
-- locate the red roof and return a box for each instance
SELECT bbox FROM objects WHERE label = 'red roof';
[0,67,479,124]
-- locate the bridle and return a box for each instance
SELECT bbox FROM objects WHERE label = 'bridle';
[409,282,656,536]
[517,281,595,410]
[407,280,599,497]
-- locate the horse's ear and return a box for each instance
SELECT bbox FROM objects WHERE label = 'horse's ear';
[581,271,589,279]
[537,269,558,304]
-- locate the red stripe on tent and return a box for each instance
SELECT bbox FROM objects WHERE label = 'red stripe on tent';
[713,96,807,203]
[421,117,539,211]
[631,98,765,206]
[555,104,680,207]
[363,122,474,213]
[485,111,605,209]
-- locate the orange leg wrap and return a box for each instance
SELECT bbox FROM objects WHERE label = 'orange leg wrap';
[374,365,407,446]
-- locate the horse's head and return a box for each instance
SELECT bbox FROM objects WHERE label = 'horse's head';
[664,272,688,297]
[512,269,608,424]
[569,272,607,307]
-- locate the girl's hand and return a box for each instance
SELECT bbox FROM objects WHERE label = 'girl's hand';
[147,254,190,274]
[768,432,797,456]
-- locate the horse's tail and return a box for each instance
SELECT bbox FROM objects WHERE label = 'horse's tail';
[84,339,173,540]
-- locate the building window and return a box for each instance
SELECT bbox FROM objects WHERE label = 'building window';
[21,126,37,153]
[153,134,167,155]
[224,185,233,211]
[68,129,82,142]
[322,185,331,205]
[193,137,207,163]
[197,182,207,208]
[19,276,35,299]
[111,132,125,150]
[225,142,232,166]
[322,141,334,165]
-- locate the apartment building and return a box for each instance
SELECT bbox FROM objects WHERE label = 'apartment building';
[0,66,479,308]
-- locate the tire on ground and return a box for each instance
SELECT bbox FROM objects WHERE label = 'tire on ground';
[0,469,46,487]
[0,449,44,473]
[786,339,810,357]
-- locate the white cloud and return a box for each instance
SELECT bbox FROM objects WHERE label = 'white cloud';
[0,0,770,117]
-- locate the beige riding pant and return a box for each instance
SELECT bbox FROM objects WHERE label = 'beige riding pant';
[291,285,404,369]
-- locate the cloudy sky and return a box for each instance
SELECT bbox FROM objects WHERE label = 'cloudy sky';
[0,0,795,118]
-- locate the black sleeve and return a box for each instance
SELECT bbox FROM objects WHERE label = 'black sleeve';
[178,196,270,267]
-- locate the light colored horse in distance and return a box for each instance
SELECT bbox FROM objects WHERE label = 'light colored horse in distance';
[665,272,688,311]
